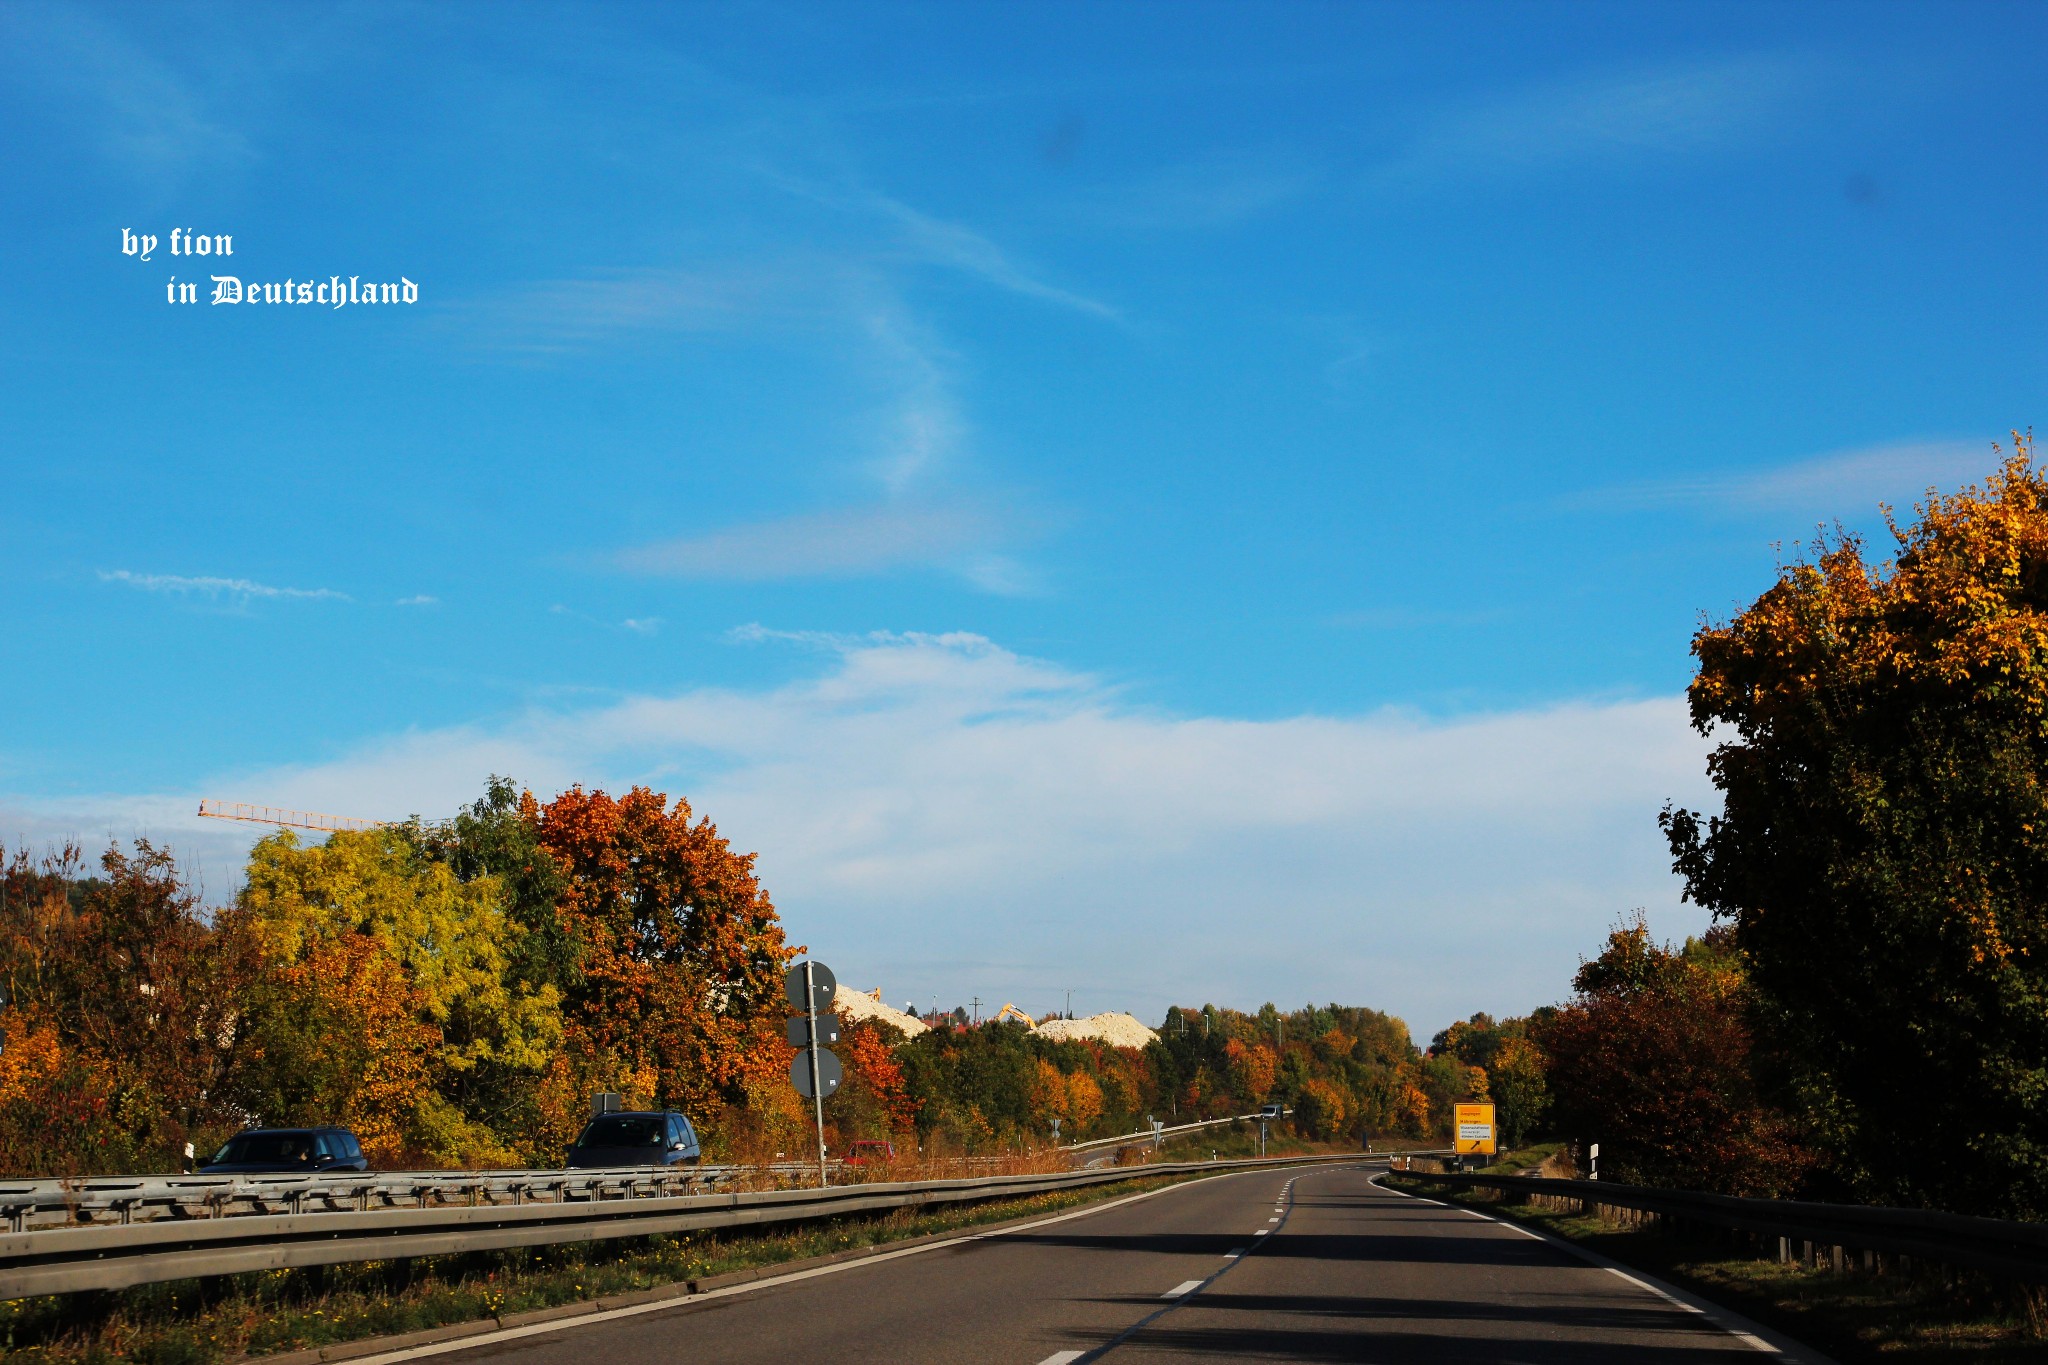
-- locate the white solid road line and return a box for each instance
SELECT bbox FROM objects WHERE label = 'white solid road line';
[1162,1280,1205,1298]
[1371,1176,1833,1363]
[1037,1352,1086,1364]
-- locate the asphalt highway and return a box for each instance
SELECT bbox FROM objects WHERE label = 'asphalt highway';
[425,1163,1809,1364]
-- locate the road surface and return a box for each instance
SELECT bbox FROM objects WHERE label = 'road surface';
[420,1162,1807,1363]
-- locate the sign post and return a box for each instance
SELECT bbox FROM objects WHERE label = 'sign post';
[785,959,839,1188]
[1453,1102,1496,1170]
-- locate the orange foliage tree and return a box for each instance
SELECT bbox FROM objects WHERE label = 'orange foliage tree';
[536,786,791,1128]
[835,1015,919,1138]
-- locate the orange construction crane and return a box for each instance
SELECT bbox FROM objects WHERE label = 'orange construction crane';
[195,799,387,834]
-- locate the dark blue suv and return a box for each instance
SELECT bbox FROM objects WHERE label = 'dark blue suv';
[566,1111,702,1168]
[201,1127,368,1174]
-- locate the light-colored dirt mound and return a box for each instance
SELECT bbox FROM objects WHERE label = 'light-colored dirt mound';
[1033,1012,1159,1049]
[832,986,928,1037]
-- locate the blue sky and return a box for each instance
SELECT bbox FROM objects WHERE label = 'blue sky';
[2,1,2042,1038]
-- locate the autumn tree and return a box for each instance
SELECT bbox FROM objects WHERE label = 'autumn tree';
[224,827,561,1164]
[0,841,240,1173]
[536,786,791,1130]
[832,1014,919,1140]
[407,778,579,1147]
[1433,1012,1551,1149]
[1664,436,2048,1215]
[1537,917,1811,1197]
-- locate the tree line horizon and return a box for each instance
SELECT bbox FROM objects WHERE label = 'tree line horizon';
[2,435,2043,1221]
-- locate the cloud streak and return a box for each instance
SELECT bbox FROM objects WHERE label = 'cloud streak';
[99,570,350,602]
[618,502,1031,587]
[866,193,1122,320]
[446,264,834,354]
[1380,53,1811,188]
[0,5,254,188]
[1566,438,2001,518]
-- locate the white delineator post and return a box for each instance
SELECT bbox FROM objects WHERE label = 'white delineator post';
[807,960,828,1188]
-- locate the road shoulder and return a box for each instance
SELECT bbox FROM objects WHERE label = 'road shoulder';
[1374,1173,1837,1364]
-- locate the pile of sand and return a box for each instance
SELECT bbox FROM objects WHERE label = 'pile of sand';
[1033,1012,1159,1049]
[831,986,928,1037]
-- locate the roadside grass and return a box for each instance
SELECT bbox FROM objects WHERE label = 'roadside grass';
[0,1173,1205,1365]
[1384,1173,2042,1363]
[1472,1141,1563,1175]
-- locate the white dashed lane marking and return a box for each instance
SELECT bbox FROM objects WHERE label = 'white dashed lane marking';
[1037,1353,1086,1365]
[1162,1280,1204,1299]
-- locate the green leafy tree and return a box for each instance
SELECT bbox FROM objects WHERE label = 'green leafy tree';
[1664,438,2048,1215]
[408,778,578,1140]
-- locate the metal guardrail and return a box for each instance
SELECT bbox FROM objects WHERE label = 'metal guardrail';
[1384,1167,2048,1285]
[0,1154,1373,1299]
[1059,1109,1291,1153]
[0,1165,756,1233]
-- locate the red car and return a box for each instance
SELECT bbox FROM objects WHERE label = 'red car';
[842,1139,896,1166]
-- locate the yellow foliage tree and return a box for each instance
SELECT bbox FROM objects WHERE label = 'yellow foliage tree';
[229,829,563,1164]
[1064,1070,1105,1132]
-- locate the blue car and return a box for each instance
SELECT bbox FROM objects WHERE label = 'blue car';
[201,1127,368,1174]
[566,1111,702,1168]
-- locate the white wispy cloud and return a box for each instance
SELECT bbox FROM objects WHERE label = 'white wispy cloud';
[1568,439,2001,517]
[446,264,833,353]
[865,192,1122,321]
[1072,153,1319,231]
[601,295,1042,592]
[1380,53,1811,187]
[618,502,1032,588]
[99,571,350,602]
[748,161,1121,321]
[396,595,439,607]
[0,5,253,188]
[9,633,1714,1036]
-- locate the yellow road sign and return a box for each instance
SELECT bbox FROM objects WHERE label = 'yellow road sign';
[1454,1101,1496,1155]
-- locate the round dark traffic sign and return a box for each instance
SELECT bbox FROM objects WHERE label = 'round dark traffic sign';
[787,1015,841,1048]
[784,960,836,1015]
[790,1047,842,1099]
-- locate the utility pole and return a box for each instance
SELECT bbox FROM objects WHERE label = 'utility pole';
[1065,987,1075,1019]
[970,996,982,1025]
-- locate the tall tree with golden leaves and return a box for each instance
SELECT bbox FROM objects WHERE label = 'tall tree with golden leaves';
[1664,435,2048,1215]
